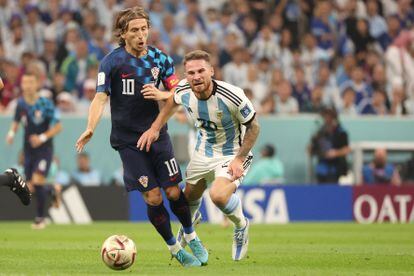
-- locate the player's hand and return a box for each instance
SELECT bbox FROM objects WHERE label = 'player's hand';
[76,129,93,153]
[29,134,43,148]
[137,127,160,152]
[5,134,14,145]
[227,156,245,181]
[141,84,168,101]
[325,149,337,159]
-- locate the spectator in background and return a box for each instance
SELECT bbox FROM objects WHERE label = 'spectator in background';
[302,86,326,114]
[56,91,76,114]
[359,89,388,115]
[338,87,358,116]
[249,24,280,61]
[243,144,284,185]
[309,107,350,184]
[310,0,336,59]
[71,152,101,186]
[385,30,414,98]
[366,0,389,50]
[317,63,341,110]
[222,48,248,88]
[60,39,98,95]
[274,80,299,114]
[340,66,373,108]
[291,66,311,111]
[363,148,401,186]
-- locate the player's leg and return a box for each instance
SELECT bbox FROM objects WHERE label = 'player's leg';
[142,186,201,267]
[210,177,249,261]
[0,168,31,205]
[31,173,49,229]
[119,145,200,267]
[165,184,208,265]
[152,134,206,265]
[209,177,246,229]
[30,150,54,229]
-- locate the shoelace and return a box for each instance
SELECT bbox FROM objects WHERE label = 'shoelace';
[190,240,205,256]
[175,251,186,264]
[234,230,245,245]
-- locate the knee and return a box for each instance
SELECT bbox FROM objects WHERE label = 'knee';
[143,189,163,206]
[164,185,181,201]
[209,189,228,207]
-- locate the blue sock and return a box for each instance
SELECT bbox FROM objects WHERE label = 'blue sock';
[34,185,46,218]
[146,203,175,245]
[169,190,194,234]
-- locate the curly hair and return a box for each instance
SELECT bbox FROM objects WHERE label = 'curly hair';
[113,6,150,46]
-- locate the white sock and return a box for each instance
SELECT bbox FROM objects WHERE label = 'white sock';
[184,231,197,243]
[167,241,181,255]
[220,194,246,229]
[188,198,202,222]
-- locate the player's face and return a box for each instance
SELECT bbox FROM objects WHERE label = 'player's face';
[21,75,38,96]
[185,59,214,99]
[122,18,149,54]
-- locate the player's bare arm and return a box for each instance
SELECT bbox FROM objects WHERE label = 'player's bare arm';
[0,77,4,90]
[6,121,19,145]
[141,84,174,101]
[228,116,260,181]
[76,93,108,153]
[137,95,180,152]
[29,122,63,148]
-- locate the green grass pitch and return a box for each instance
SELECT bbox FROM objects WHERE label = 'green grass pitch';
[0,222,413,275]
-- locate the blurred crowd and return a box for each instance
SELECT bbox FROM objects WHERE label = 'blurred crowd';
[1,0,414,117]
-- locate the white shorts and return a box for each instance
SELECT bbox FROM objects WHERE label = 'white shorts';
[186,150,253,187]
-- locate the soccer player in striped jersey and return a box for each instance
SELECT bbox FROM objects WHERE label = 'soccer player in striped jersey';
[138,50,260,261]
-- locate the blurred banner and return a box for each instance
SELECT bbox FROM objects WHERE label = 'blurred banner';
[130,186,354,223]
[1,185,413,223]
[353,186,414,224]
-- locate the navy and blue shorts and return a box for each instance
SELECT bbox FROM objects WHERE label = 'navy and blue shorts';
[118,133,182,192]
[24,147,53,181]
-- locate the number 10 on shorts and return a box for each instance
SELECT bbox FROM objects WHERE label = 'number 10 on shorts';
[164,158,179,176]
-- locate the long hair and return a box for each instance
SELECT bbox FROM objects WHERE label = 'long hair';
[113,6,150,46]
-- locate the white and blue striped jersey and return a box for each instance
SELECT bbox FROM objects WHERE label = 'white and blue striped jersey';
[174,79,256,158]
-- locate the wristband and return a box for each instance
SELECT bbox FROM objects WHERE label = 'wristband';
[39,133,48,143]
[7,130,15,138]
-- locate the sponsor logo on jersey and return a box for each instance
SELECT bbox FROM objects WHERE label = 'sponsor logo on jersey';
[121,73,134,78]
[240,104,252,118]
[138,176,148,188]
[216,110,223,119]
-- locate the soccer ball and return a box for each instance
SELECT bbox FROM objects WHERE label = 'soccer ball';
[101,235,136,270]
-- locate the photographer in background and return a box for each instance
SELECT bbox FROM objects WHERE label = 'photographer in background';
[309,107,350,184]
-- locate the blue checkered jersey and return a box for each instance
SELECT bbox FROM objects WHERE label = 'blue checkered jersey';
[14,96,60,151]
[96,46,179,149]
[174,79,256,157]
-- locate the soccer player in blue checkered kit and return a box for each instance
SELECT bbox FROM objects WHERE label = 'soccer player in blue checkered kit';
[138,50,260,261]
[6,72,62,228]
[75,7,207,267]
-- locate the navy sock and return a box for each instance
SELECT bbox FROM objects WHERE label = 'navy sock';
[169,190,194,234]
[0,174,12,187]
[146,203,175,245]
[34,185,46,218]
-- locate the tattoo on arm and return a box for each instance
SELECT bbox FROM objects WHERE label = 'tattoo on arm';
[236,116,260,159]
